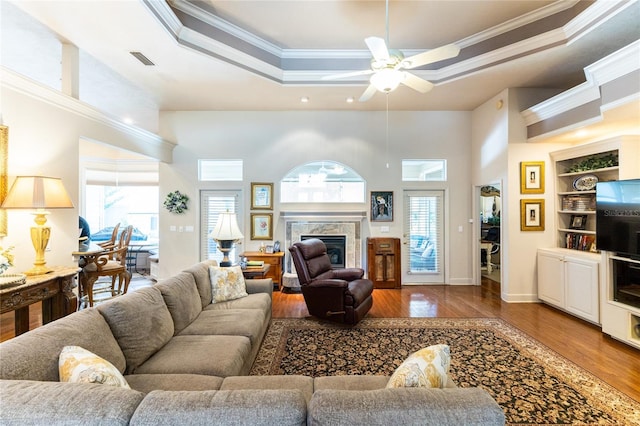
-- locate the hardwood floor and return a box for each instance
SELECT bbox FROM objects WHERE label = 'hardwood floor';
[2,277,639,404]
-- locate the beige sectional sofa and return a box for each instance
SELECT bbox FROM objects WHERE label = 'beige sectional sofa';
[0,260,505,425]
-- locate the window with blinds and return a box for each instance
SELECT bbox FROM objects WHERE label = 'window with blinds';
[200,190,243,263]
[404,190,444,283]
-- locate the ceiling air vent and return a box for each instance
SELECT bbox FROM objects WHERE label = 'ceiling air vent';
[129,51,155,66]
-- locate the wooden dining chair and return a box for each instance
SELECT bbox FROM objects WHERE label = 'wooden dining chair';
[97,222,121,250]
[85,225,133,306]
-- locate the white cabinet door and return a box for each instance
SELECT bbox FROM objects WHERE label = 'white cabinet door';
[565,257,599,323]
[537,251,565,308]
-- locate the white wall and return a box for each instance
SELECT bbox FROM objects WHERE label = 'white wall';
[158,110,473,280]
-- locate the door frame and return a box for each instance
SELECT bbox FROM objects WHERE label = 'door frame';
[402,189,447,285]
[473,182,502,286]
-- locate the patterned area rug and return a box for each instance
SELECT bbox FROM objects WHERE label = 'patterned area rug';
[250,318,640,425]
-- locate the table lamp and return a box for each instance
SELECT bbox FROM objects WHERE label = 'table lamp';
[209,212,243,267]
[1,176,74,275]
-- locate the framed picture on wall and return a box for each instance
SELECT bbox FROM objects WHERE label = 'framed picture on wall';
[251,182,273,210]
[520,161,545,194]
[370,191,393,222]
[520,199,545,231]
[250,213,273,240]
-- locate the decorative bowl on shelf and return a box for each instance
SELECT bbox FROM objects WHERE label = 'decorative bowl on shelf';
[0,273,27,288]
[573,174,598,191]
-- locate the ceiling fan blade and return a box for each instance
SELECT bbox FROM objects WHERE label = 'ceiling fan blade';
[322,69,374,81]
[365,36,390,63]
[401,72,434,93]
[359,84,378,102]
[402,44,460,69]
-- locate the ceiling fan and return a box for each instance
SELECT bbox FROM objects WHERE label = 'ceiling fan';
[323,0,460,102]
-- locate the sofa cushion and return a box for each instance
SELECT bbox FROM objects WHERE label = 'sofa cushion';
[156,271,202,334]
[59,346,130,388]
[0,308,126,381]
[130,389,307,426]
[184,260,218,308]
[209,265,248,303]
[133,335,251,377]
[221,375,314,404]
[308,388,505,426]
[125,374,224,394]
[386,344,450,389]
[98,287,174,374]
[0,380,144,425]
[179,309,265,346]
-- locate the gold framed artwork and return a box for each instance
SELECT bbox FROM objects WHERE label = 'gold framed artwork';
[0,125,7,237]
[250,213,273,240]
[520,161,545,194]
[520,199,545,231]
[251,182,273,210]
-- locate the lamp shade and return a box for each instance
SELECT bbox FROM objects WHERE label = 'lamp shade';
[210,212,243,241]
[370,69,405,93]
[1,176,74,209]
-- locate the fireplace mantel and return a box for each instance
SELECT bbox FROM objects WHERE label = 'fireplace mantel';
[280,211,367,220]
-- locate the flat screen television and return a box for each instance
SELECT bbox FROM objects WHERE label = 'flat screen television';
[596,178,640,258]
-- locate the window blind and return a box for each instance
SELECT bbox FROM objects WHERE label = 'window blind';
[404,190,444,282]
[200,190,243,263]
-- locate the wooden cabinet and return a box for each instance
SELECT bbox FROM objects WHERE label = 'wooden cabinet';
[367,238,401,289]
[240,251,284,290]
[537,248,599,324]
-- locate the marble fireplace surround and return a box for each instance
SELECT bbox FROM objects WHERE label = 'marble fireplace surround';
[283,211,366,273]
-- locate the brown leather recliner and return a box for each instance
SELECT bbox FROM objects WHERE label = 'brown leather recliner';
[289,238,373,325]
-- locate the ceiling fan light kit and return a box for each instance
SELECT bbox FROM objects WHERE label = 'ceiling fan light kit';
[370,69,404,93]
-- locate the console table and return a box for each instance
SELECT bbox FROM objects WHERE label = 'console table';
[240,251,284,290]
[0,266,79,337]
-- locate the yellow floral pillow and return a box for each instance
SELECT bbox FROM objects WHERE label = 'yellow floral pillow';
[59,346,130,388]
[386,344,450,389]
[209,265,248,303]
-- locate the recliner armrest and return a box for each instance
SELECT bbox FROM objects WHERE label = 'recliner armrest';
[332,268,364,281]
[308,279,349,288]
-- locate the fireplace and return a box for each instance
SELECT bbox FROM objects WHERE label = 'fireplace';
[283,212,366,273]
[301,235,346,268]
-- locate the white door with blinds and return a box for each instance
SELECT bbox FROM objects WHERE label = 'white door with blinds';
[200,190,243,263]
[403,190,445,284]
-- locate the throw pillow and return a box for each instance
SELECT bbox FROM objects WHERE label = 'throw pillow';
[59,346,130,388]
[386,344,450,389]
[209,265,248,303]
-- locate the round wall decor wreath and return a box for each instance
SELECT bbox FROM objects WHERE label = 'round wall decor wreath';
[164,190,189,214]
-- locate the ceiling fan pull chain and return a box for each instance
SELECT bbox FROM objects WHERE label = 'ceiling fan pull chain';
[386,93,390,169]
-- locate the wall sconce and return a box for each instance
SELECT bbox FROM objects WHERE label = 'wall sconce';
[1,176,74,275]
[209,212,243,267]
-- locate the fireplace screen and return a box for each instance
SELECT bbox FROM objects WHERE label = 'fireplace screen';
[301,235,346,268]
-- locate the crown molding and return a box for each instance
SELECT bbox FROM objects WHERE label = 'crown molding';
[522,40,640,126]
[1,67,175,162]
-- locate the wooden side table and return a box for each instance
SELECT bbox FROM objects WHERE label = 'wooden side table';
[240,251,284,290]
[242,263,270,279]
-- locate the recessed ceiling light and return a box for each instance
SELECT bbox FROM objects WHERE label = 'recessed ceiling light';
[300,96,309,103]
[346,97,355,103]
[123,117,134,125]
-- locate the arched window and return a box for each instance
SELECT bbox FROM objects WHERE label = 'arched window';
[280,161,365,203]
